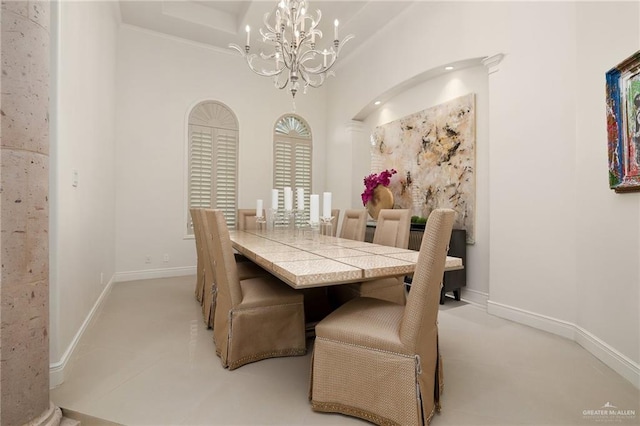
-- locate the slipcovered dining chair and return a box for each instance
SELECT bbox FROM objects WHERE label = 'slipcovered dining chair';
[205,209,307,369]
[320,208,340,236]
[237,208,264,231]
[335,209,411,305]
[338,209,367,241]
[190,208,207,304]
[198,209,268,328]
[309,208,455,426]
[236,208,265,263]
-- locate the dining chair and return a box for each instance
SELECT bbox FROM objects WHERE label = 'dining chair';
[237,208,264,231]
[200,209,268,329]
[309,208,455,426]
[320,208,340,236]
[190,208,207,304]
[338,209,367,241]
[335,209,411,305]
[236,208,265,263]
[205,209,307,369]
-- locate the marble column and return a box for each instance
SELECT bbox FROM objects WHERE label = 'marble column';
[1,1,61,425]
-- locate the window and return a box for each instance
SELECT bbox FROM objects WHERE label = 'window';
[187,101,238,234]
[273,115,312,220]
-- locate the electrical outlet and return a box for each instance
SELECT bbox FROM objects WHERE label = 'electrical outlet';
[163,254,169,263]
[145,255,152,264]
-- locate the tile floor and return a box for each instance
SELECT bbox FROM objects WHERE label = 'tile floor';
[51,276,639,425]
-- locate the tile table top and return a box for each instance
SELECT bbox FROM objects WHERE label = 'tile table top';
[229,230,463,289]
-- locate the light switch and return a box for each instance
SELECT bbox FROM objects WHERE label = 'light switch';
[72,169,78,187]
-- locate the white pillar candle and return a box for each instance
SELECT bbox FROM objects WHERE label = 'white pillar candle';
[271,189,279,210]
[322,192,332,219]
[245,25,251,46]
[256,199,263,217]
[296,187,304,210]
[310,194,319,223]
[284,187,293,211]
[334,19,339,40]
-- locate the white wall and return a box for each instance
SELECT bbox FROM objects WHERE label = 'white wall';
[114,26,328,277]
[359,66,490,302]
[574,2,640,367]
[50,1,119,382]
[325,1,639,386]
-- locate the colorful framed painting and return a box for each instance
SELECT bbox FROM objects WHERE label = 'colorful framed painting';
[606,50,640,193]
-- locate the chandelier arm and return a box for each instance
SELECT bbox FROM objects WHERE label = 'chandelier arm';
[274,73,290,90]
[263,11,276,34]
[313,9,322,29]
[334,34,355,56]
[229,43,245,55]
[299,52,334,75]
[305,34,354,75]
[297,48,319,63]
[259,28,277,43]
[300,70,329,89]
[231,46,284,78]
[246,58,283,77]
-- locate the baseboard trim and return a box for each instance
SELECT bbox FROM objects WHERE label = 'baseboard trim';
[114,266,196,283]
[50,276,115,388]
[50,267,196,388]
[487,300,640,389]
[574,325,640,389]
[460,288,489,308]
[487,300,575,339]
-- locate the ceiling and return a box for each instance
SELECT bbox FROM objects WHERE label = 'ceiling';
[119,1,415,58]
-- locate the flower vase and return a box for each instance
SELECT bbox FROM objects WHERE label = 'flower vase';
[366,185,394,220]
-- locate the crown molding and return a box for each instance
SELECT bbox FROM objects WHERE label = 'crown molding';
[482,53,505,74]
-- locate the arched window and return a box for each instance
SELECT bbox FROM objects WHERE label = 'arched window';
[187,101,238,234]
[273,115,312,219]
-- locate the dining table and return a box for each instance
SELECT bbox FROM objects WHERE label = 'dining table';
[229,229,464,290]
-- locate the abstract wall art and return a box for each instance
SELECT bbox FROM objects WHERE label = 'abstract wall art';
[370,93,476,243]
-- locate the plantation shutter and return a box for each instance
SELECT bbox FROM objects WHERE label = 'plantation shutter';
[294,141,312,221]
[187,101,239,235]
[213,129,238,228]
[274,141,293,210]
[189,126,213,211]
[273,115,312,222]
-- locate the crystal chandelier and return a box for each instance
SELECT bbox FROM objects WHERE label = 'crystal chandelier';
[229,0,354,99]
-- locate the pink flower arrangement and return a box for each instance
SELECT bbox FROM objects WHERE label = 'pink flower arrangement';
[361,169,397,205]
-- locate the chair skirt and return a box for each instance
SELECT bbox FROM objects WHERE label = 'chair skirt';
[309,298,441,426]
[226,302,306,370]
[214,277,307,370]
[311,337,437,426]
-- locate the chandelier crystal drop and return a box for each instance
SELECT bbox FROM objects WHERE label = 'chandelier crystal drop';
[229,0,354,99]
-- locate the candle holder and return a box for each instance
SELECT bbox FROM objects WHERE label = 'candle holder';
[267,208,279,231]
[309,220,321,240]
[284,209,296,234]
[294,209,306,237]
[255,215,266,232]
